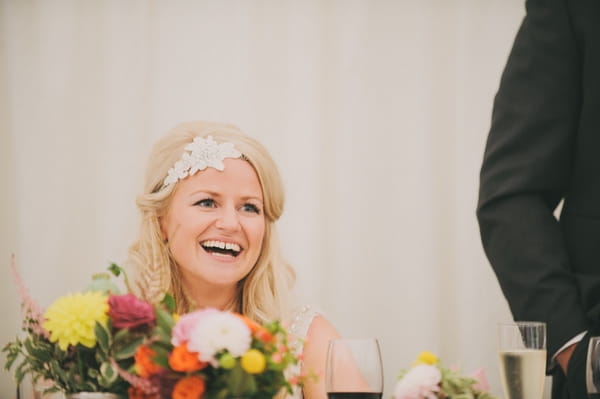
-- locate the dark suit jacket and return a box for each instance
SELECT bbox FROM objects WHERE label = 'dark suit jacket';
[477,0,600,397]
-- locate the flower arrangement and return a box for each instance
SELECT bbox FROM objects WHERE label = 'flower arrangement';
[3,258,308,399]
[393,352,497,399]
[2,262,158,396]
[126,307,307,399]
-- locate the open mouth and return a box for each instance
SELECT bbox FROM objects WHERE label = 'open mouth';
[201,240,242,257]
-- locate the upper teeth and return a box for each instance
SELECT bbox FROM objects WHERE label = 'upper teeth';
[203,240,241,252]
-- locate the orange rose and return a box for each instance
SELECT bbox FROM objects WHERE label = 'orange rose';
[255,327,275,343]
[234,314,276,343]
[134,345,162,377]
[169,343,208,372]
[172,376,206,399]
[235,313,260,334]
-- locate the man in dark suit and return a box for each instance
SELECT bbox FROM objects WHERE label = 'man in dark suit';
[477,1,600,398]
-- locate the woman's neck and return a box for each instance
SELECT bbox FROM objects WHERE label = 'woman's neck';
[182,280,239,311]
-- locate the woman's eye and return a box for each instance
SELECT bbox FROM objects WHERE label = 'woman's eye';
[242,203,261,214]
[194,199,215,208]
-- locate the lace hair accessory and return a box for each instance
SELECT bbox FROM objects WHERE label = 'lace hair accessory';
[162,135,242,188]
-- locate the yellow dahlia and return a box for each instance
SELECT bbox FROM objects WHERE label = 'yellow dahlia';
[43,291,109,351]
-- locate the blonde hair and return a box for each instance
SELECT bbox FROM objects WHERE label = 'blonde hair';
[128,121,295,323]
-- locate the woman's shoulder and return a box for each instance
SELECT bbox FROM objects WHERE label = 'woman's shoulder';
[288,304,339,340]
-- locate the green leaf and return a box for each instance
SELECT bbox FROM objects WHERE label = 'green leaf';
[100,361,118,385]
[3,341,22,371]
[4,353,18,371]
[113,327,131,343]
[49,359,70,387]
[81,379,99,391]
[228,363,257,396]
[215,388,229,399]
[95,322,111,355]
[42,385,61,394]
[14,362,29,385]
[149,342,170,358]
[113,336,144,360]
[88,368,99,379]
[160,293,176,313]
[152,325,171,343]
[23,339,53,363]
[151,353,170,369]
[155,306,175,333]
[108,263,123,277]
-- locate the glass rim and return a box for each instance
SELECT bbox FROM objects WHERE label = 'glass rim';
[498,321,546,327]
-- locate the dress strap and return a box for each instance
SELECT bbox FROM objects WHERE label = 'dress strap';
[289,304,317,342]
[286,305,318,399]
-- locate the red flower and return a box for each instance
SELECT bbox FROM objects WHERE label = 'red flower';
[108,294,155,329]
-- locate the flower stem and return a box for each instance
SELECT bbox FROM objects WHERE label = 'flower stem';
[77,347,84,387]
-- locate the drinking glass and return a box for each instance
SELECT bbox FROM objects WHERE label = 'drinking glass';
[498,321,546,399]
[587,336,600,398]
[326,338,383,399]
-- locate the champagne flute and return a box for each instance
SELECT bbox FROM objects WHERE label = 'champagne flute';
[326,338,383,399]
[498,321,546,399]
[586,336,600,398]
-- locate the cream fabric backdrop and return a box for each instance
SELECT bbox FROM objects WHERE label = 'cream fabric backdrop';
[0,1,535,398]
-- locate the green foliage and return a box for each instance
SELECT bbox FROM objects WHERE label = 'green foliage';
[2,263,157,395]
[395,354,498,399]
[155,306,175,330]
[438,366,484,399]
[228,363,257,396]
[160,292,176,314]
[5,263,306,399]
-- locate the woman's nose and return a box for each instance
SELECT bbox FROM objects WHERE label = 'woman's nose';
[215,205,240,231]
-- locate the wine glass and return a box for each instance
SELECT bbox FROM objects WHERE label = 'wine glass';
[497,321,546,399]
[326,338,383,399]
[586,336,600,398]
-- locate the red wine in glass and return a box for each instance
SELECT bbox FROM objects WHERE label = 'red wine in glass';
[327,393,382,399]
[326,338,383,399]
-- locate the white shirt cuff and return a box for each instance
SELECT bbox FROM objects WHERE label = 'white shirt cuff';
[551,331,587,363]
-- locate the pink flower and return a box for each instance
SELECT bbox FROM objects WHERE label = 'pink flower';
[171,308,219,347]
[470,367,490,392]
[108,294,155,330]
[394,365,441,399]
[272,353,283,363]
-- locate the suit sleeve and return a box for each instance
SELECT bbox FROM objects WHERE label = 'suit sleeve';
[477,0,587,358]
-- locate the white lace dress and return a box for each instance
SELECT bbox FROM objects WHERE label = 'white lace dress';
[286,305,318,399]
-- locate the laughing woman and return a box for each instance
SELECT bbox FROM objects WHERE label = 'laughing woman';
[127,121,340,399]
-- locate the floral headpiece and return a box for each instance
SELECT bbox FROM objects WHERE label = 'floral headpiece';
[162,135,242,188]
